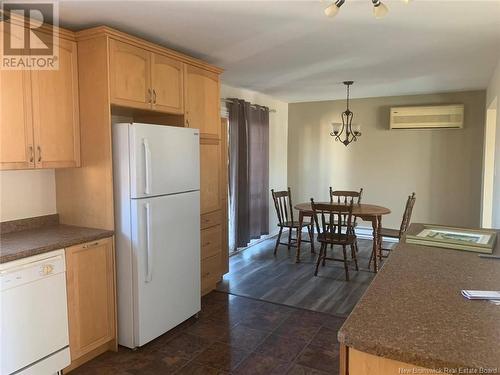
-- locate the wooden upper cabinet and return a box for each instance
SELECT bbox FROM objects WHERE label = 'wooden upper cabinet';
[0,24,80,170]
[65,237,116,361]
[31,37,80,168]
[109,39,151,109]
[151,54,184,114]
[185,65,220,138]
[0,69,34,169]
[109,39,185,114]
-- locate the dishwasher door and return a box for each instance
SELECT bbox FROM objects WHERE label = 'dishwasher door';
[1,249,70,375]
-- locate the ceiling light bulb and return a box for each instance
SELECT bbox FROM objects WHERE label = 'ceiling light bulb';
[324,3,340,17]
[324,0,344,17]
[373,1,389,18]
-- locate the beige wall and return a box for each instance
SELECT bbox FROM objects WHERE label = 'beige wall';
[288,90,485,229]
[0,170,57,221]
[487,59,500,229]
[221,84,288,235]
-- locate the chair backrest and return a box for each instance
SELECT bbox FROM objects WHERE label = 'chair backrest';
[399,192,416,237]
[329,188,363,204]
[271,188,294,225]
[329,188,363,225]
[310,198,354,235]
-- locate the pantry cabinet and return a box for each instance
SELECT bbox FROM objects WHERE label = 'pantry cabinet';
[198,124,228,294]
[0,27,80,170]
[109,39,184,114]
[65,237,116,368]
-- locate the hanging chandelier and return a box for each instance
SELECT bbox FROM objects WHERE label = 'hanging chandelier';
[330,81,361,146]
[324,0,411,19]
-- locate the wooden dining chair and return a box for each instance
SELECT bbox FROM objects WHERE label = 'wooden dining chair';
[378,192,416,258]
[311,198,359,281]
[329,188,363,254]
[271,188,314,255]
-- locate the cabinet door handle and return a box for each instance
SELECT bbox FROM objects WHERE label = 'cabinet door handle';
[145,202,153,283]
[152,89,157,104]
[147,88,152,104]
[28,146,34,163]
[83,241,100,249]
[37,146,42,162]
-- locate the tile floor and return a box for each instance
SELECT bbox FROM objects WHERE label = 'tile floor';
[71,291,344,374]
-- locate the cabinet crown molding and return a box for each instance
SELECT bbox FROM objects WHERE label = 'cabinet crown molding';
[76,26,224,74]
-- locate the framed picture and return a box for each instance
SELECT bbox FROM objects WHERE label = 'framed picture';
[405,225,497,254]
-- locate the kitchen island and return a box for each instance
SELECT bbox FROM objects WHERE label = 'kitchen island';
[338,223,500,374]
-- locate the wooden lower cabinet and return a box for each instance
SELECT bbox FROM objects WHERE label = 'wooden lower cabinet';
[65,237,117,372]
[201,252,222,295]
[200,211,223,295]
[201,224,223,259]
[345,347,430,375]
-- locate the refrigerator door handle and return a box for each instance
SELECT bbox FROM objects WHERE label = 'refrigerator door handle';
[143,138,152,195]
[145,202,153,283]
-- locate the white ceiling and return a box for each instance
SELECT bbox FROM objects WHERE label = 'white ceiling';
[59,0,500,102]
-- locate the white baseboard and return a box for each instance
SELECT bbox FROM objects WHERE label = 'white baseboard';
[230,229,280,255]
[355,226,398,243]
[299,225,399,243]
[230,225,398,256]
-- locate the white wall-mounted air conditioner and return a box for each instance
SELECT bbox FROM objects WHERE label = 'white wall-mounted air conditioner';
[390,104,464,129]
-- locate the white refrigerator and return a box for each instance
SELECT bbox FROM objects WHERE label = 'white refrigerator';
[113,122,201,349]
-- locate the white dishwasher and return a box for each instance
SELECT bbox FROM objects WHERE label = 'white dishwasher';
[1,249,70,375]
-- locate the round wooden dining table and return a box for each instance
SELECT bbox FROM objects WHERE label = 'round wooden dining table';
[294,202,391,272]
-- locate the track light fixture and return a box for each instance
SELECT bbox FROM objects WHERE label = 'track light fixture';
[324,0,410,19]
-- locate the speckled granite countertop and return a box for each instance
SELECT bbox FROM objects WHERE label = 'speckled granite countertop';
[0,218,114,263]
[338,223,500,371]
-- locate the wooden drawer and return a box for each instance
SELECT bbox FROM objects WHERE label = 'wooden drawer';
[201,253,221,293]
[201,210,222,229]
[201,225,222,260]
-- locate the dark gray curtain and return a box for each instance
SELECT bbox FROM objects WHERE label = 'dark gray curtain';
[228,99,269,251]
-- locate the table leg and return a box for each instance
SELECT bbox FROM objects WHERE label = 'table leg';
[296,211,304,263]
[377,215,383,263]
[370,216,379,272]
[310,216,315,254]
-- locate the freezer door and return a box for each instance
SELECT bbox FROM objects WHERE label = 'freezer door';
[129,123,200,199]
[130,191,201,347]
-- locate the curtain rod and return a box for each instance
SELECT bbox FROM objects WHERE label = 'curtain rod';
[221,98,277,113]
